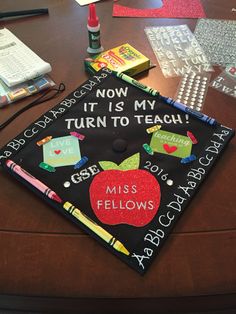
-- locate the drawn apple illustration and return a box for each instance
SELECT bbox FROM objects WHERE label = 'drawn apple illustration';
[89,153,161,227]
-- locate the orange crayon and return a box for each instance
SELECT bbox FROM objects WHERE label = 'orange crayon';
[37,136,52,146]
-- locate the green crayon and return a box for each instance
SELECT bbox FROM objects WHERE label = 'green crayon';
[143,143,154,155]
[115,72,160,97]
[39,162,56,173]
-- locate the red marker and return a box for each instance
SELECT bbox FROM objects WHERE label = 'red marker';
[87,4,103,54]
[187,131,198,144]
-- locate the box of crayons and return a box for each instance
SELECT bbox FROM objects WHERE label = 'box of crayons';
[84,43,151,76]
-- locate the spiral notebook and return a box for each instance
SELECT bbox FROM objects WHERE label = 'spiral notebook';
[0,68,234,274]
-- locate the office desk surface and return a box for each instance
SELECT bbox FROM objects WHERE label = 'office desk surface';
[0,0,235,313]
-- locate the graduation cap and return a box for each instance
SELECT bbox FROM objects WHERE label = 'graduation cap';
[0,68,234,273]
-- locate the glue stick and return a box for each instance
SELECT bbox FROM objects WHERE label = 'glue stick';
[87,4,103,54]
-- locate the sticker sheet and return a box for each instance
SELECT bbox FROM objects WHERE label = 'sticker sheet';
[194,19,236,66]
[210,66,236,99]
[175,72,212,112]
[0,69,234,274]
[113,0,206,18]
[145,25,213,78]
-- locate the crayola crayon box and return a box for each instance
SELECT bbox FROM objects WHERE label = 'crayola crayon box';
[84,43,151,76]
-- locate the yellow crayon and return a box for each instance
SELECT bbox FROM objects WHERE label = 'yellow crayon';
[63,202,130,256]
[146,125,161,134]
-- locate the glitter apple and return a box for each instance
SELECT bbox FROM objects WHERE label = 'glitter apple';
[89,153,161,227]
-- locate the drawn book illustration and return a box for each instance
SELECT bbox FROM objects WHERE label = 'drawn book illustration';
[0,68,234,274]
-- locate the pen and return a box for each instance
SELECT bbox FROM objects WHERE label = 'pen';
[5,159,62,204]
[115,71,217,126]
[63,201,130,256]
[0,8,49,19]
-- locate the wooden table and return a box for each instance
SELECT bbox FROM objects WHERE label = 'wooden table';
[0,1,235,312]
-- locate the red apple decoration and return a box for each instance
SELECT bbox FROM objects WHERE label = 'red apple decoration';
[89,153,161,227]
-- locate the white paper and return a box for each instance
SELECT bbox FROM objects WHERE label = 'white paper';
[74,0,100,6]
[0,28,51,87]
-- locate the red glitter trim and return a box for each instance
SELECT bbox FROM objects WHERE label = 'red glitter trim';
[113,0,206,18]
